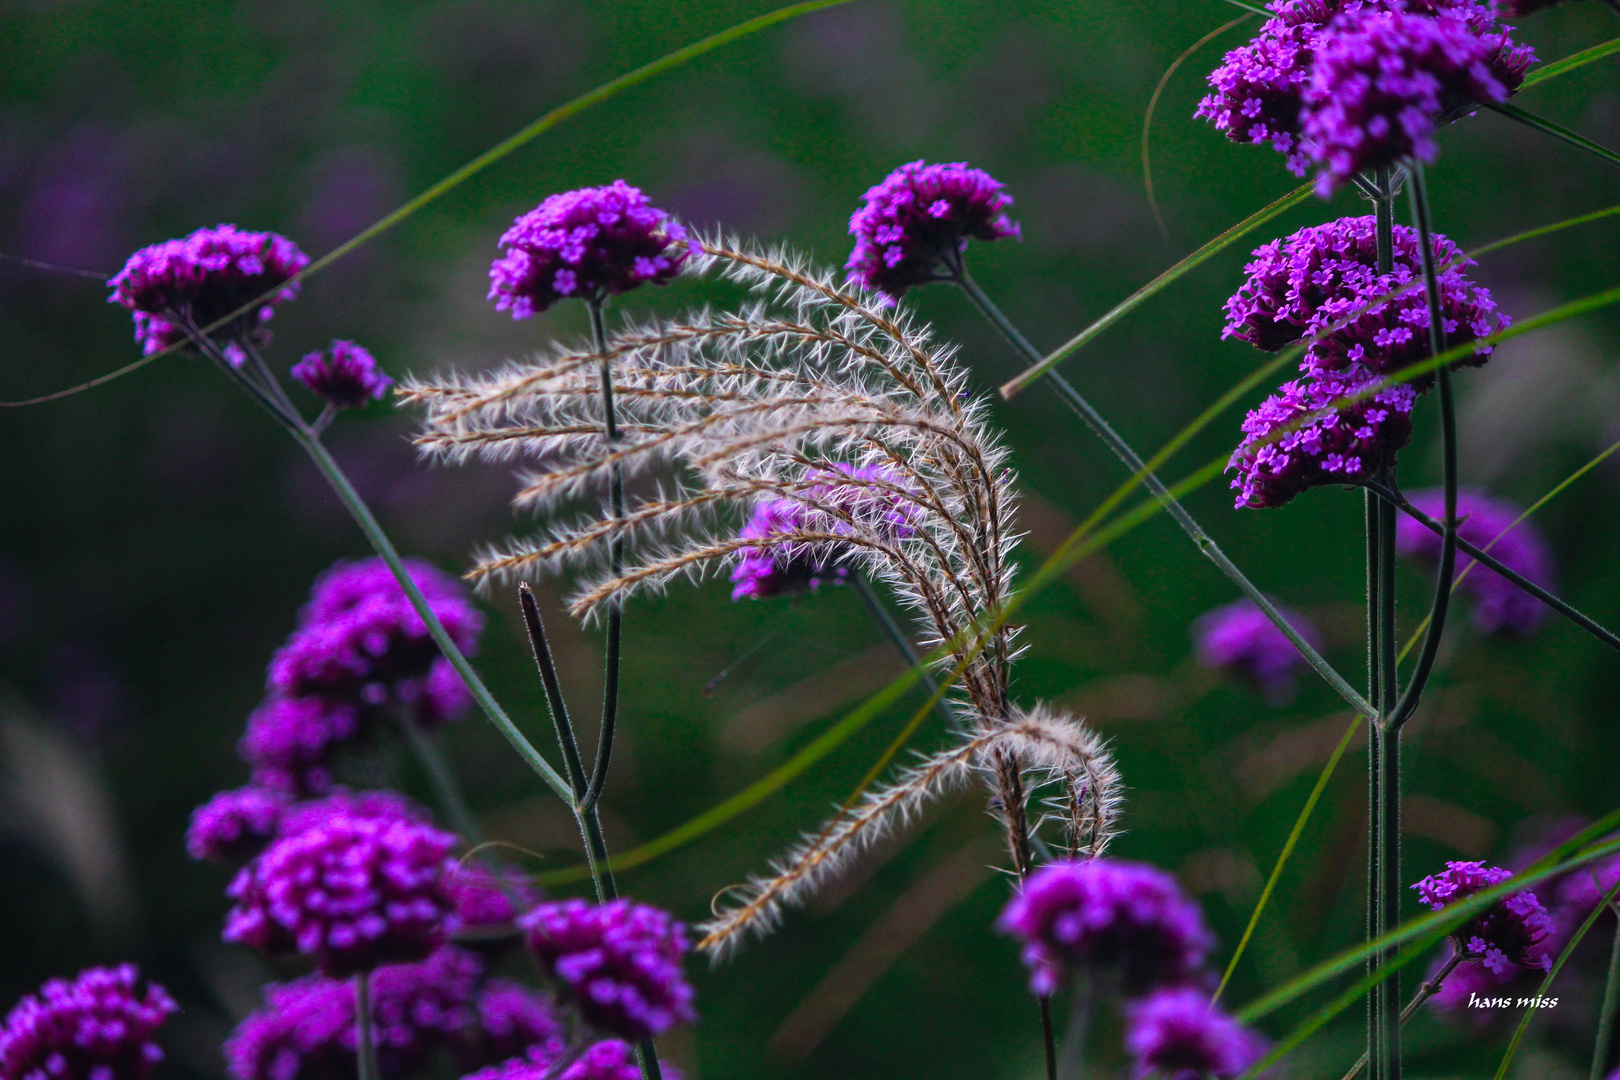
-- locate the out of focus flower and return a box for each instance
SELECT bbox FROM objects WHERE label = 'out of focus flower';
[1229,369,1417,509]
[240,696,361,796]
[1302,6,1534,194]
[447,864,543,948]
[1223,215,1507,383]
[1124,987,1269,1080]
[291,341,393,410]
[1412,861,1553,973]
[187,786,294,861]
[224,802,459,975]
[519,898,696,1039]
[845,160,1020,301]
[0,965,176,1080]
[488,181,686,318]
[997,858,1213,996]
[471,981,567,1067]
[1394,489,1555,634]
[109,225,308,359]
[460,1039,644,1080]
[1192,598,1322,703]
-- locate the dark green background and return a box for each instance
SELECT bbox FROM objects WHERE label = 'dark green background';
[2,1,1618,1076]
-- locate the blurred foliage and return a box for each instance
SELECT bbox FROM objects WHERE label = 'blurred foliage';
[3,1,1620,1077]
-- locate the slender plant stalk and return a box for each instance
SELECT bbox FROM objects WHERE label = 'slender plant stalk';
[1056,975,1093,1080]
[585,299,624,813]
[1593,898,1620,1080]
[355,971,378,1080]
[398,708,485,845]
[952,272,1373,721]
[1039,997,1059,1080]
[1340,951,1464,1080]
[848,574,959,732]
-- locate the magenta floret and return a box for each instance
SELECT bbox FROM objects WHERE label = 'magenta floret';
[996,858,1213,996]
[1394,488,1555,635]
[488,181,687,318]
[1412,861,1553,973]
[447,863,543,937]
[845,160,1020,302]
[459,1039,643,1080]
[1124,987,1268,1080]
[1192,598,1322,703]
[1223,215,1508,382]
[187,785,294,861]
[0,965,177,1080]
[109,225,308,359]
[471,980,567,1068]
[240,696,361,796]
[1302,5,1534,194]
[290,341,393,410]
[224,802,459,975]
[519,898,696,1040]
[1229,369,1416,509]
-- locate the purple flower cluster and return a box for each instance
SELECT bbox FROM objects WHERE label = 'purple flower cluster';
[1123,987,1268,1080]
[1197,0,1532,183]
[240,697,362,797]
[224,799,459,975]
[1192,598,1322,703]
[0,965,177,1080]
[290,341,393,410]
[519,898,697,1039]
[845,160,1021,302]
[446,863,544,952]
[1302,5,1535,194]
[1412,861,1553,973]
[225,946,563,1080]
[488,181,687,319]
[1223,216,1507,383]
[461,1039,643,1080]
[997,858,1214,996]
[187,785,296,862]
[730,463,915,600]
[109,225,309,359]
[1395,488,1555,634]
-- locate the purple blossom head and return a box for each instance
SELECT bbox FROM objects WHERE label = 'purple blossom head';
[1394,488,1555,634]
[488,181,687,318]
[1192,598,1322,704]
[0,965,177,1080]
[224,801,460,975]
[1229,369,1416,509]
[730,463,916,600]
[845,160,1021,302]
[1124,987,1269,1080]
[274,789,431,841]
[290,341,393,410]
[446,863,543,946]
[1412,861,1553,973]
[471,980,567,1068]
[108,225,309,359]
[996,858,1214,997]
[188,785,294,862]
[268,558,482,719]
[1302,6,1535,195]
[460,1040,644,1080]
[1224,215,1508,382]
[518,898,696,1040]
[240,696,361,796]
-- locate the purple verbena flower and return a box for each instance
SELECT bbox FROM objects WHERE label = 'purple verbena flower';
[1229,369,1416,509]
[1394,488,1555,634]
[1303,5,1535,194]
[1124,987,1269,1080]
[290,341,393,410]
[996,858,1214,996]
[488,181,686,318]
[267,558,482,719]
[108,225,308,359]
[224,801,460,975]
[1224,215,1508,382]
[459,1039,644,1080]
[188,785,294,862]
[274,789,431,841]
[0,965,177,1080]
[471,981,567,1068]
[446,863,543,946]
[1412,861,1553,973]
[1192,598,1322,704]
[845,160,1020,302]
[518,898,696,1039]
[730,463,916,600]
[240,696,361,796]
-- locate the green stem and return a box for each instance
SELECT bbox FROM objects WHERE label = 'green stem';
[355,971,378,1080]
[952,272,1373,721]
[1593,905,1620,1080]
[398,708,484,844]
[1340,951,1464,1080]
[1486,101,1620,171]
[586,299,623,813]
[1056,975,1093,1080]
[848,574,960,732]
[1039,995,1059,1080]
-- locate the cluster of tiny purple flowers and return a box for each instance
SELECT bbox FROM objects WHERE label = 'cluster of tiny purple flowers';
[1395,488,1556,634]
[290,341,393,410]
[0,966,177,1080]
[1412,860,1554,973]
[1192,597,1323,703]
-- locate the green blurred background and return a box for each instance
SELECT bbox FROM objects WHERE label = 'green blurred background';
[2,1,1619,1076]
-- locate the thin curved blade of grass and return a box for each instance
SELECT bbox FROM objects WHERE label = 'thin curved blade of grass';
[1218,0,1273,15]
[998,182,1314,399]
[1492,873,1620,1080]
[1143,14,1253,239]
[1487,101,1620,171]
[1211,714,1363,1004]
[0,0,858,409]
[1522,35,1620,88]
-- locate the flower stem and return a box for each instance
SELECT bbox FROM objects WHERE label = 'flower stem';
[848,573,960,732]
[354,971,378,1080]
[1340,950,1464,1080]
[397,707,485,844]
[1039,996,1059,1080]
[1593,907,1620,1080]
[586,299,623,813]
[951,272,1373,721]
[1056,974,1093,1080]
